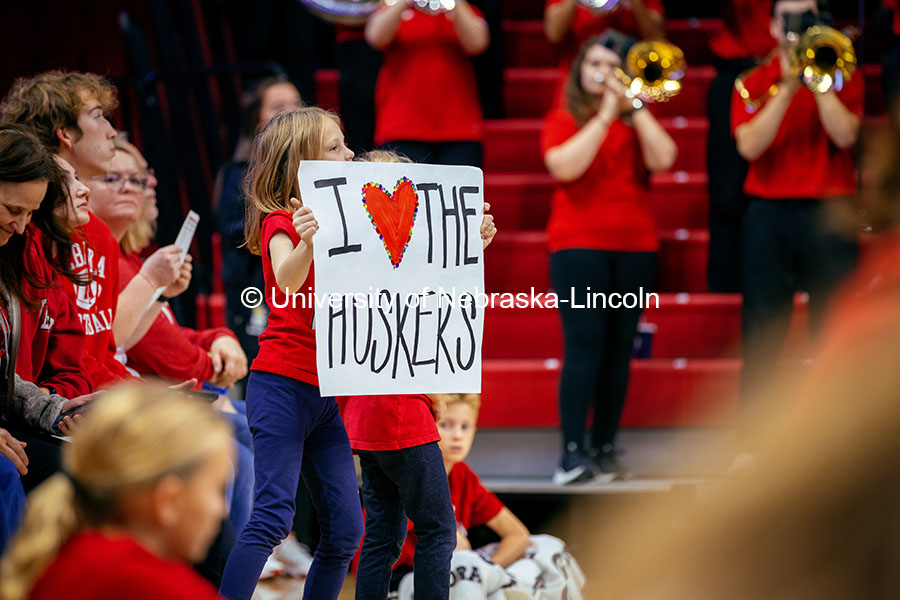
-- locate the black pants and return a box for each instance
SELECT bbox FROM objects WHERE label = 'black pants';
[740,198,859,418]
[336,39,382,154]
[706,59,757,293]
[381,140,483,168]
[550,249,657,454]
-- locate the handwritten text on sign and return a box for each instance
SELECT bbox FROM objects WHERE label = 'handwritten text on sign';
[298,161,484,396]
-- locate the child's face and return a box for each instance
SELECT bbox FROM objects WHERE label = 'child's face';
[319,119,354,162]
[438,402,477,466]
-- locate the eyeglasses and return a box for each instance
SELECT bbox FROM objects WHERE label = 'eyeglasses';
[91,173,149,191]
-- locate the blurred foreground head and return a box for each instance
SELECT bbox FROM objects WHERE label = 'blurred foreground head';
[0,386,233,600]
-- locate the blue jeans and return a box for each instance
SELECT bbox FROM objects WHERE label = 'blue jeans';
[356,443,456,600]
[0,455,24,553]
[219,371,363,600]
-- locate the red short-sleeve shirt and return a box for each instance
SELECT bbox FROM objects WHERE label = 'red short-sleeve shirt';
[30,531,218,600]
[373,7,485,145]
[341,394,439,451]
[251,210,318,386]
[709,0,776,60]
[395,461,504,569]
[731,59,863,199]
[545,0,665,71]
[541,108,657,252]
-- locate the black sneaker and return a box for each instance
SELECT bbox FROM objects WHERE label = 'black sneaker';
[591,446,634,481]
[552,447,596,485]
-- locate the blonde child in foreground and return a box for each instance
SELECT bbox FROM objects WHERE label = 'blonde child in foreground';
[0,386,233,600]
[393,394,585,600]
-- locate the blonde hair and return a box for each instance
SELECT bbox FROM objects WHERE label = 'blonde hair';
[355,149,413,164]
[444,393,482,419]
[243,107,340,255]
[114,137,156,255]
[0,386,231,600]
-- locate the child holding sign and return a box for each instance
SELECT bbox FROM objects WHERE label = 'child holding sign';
[344,150,497,600]
[218,107,363,600]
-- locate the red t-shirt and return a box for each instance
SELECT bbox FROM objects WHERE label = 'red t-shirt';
[545,0,665,71]
[30,531,218,600]
[61,214,133,387]
[251,210,318,386]
[709,0,776,60]
[18,225,93,397]
[118,252,237,382]
[541,108,657,252]
[341,394,439,451]
[731,59,864,199]
[373,7,485,145]
[396,461,504,569]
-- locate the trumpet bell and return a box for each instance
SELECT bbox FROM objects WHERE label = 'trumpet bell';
[299,0,380,25]
[578,0,623,15]
[624,40,686,102]
[796,25,857,94]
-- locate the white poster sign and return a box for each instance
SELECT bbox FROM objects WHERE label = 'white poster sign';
[298,161,484,396]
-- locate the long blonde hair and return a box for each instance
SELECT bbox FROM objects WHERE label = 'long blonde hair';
[114,137,156,255]
[243,107,340,255]
[0,387,232,600]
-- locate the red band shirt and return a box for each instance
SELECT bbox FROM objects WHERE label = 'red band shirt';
[544,0,665,72]
[251,210,318,386]
[731,58,864,199]
[709,0,776,61]
[541,108,658,252]
[373,7,485,145]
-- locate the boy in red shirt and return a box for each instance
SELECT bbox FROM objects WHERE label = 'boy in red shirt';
[731,0,862,445]
[392,394,585,600]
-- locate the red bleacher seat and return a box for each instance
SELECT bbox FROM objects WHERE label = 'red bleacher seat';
[479,358,742,428]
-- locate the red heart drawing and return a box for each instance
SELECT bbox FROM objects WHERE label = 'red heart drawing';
[362,177,419,269]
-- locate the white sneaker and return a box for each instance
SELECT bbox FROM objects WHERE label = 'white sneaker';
[259,553,285,580]
[273,534,313,578]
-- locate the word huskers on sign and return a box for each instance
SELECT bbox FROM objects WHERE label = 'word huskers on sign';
[298,161,485,396]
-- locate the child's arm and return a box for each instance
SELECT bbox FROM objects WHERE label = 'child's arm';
[485,508,530,568]
[481,202,496,250]
[270,198,318,296]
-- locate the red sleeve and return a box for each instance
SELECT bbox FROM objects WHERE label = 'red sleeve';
[36,287,94,397]
[262,210,299,253]
[181,324,238,351]
[836,69,865,117]
[731,63,777,134]
[541,109,579,156]
[125,310,216,382]
[453,463,504,529]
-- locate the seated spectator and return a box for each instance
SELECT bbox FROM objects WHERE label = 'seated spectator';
[393,393,585,600]
[0,386,232,600]
[111,140,247,387]
[0,70,185,388]
[216,77,301,375]
[365,0,489,167]
[17,155,94,398]
[0,124,98,493]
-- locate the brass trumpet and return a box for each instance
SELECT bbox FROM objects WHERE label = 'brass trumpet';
[594,40,687,104]
[794,25,856,94]
[736,25,857,110]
